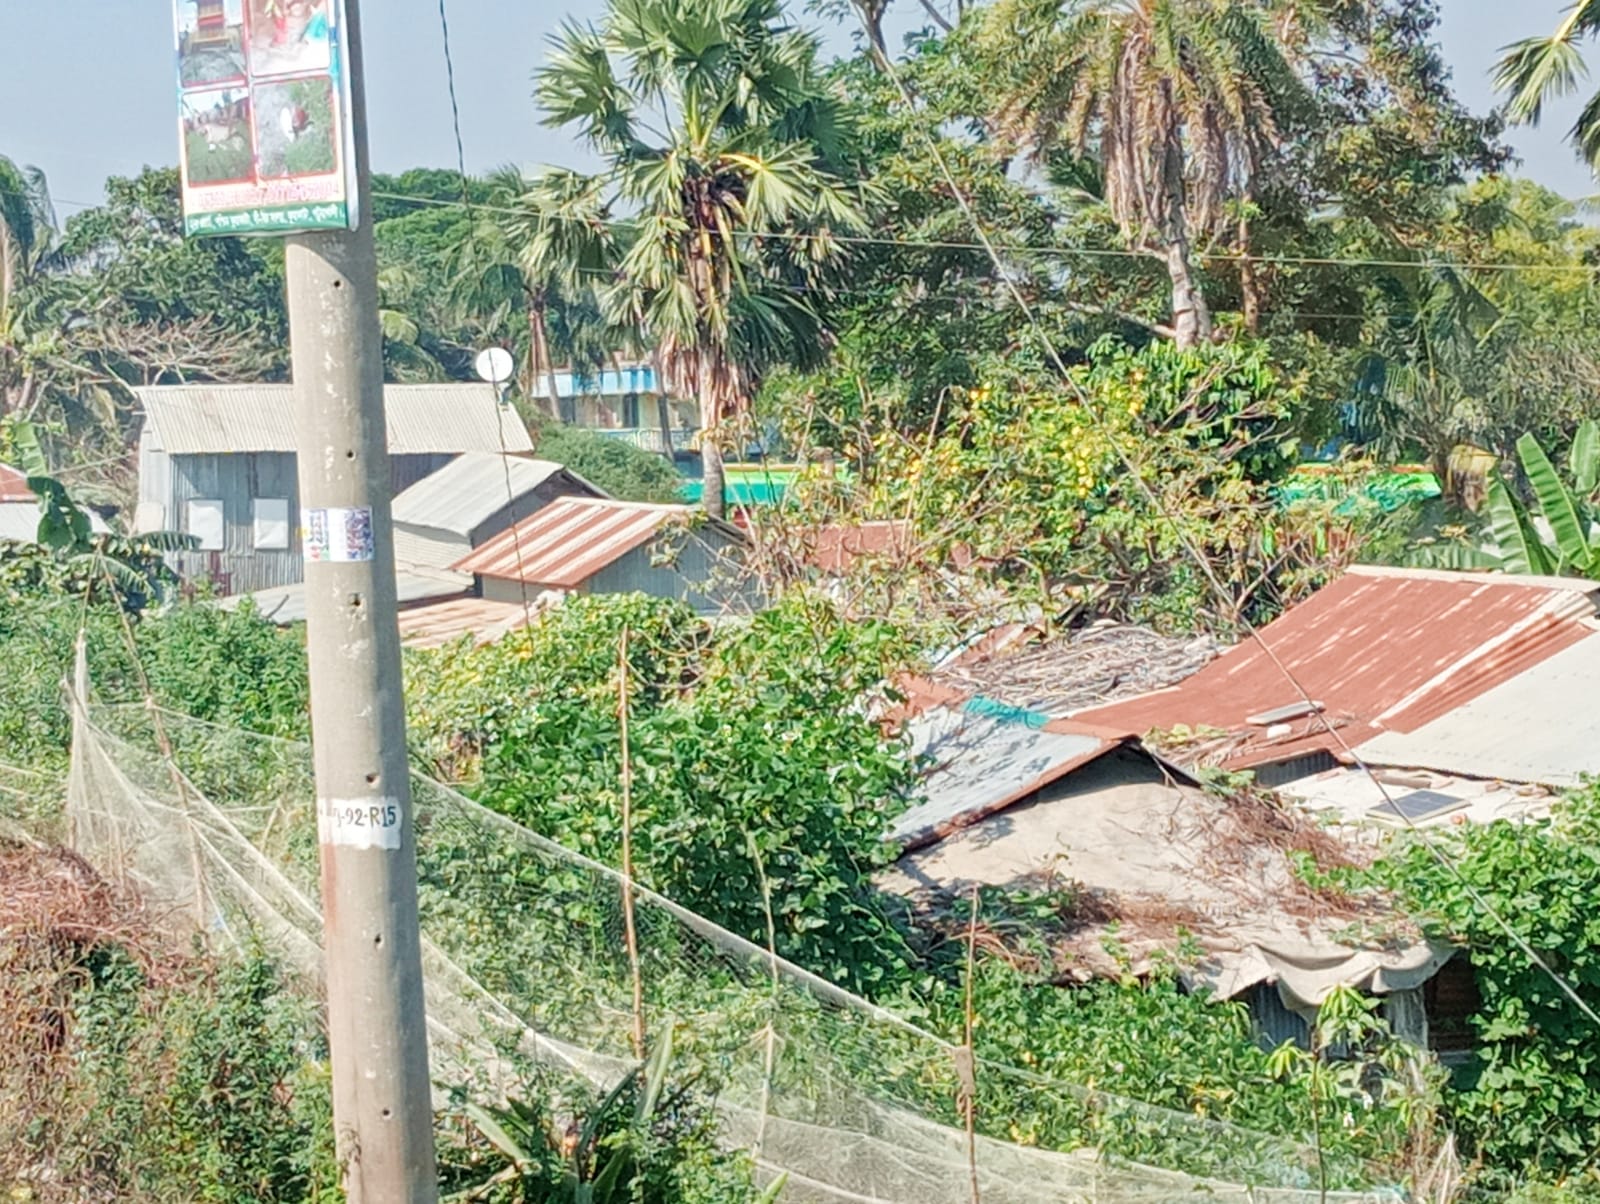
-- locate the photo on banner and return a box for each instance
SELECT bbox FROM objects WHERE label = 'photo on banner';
[171,0,359,236]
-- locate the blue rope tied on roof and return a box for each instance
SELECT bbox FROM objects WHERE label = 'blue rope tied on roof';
[962,696,1049,729]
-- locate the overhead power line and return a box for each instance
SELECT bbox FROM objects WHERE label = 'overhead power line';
[5,177,1598,278]
[361,188,1600,278]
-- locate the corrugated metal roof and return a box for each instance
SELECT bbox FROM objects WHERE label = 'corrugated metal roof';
[225,568,470,625]
[0,499,110,543]
[134,384,535,455]
[454,497,734,588]
[1355,631,1600,788]
[0,464,32,502]
[805,520,913,573]
[1075,566,1600,771]
[0,502,44,543]
[1281,764,1552,828]
[886,704,1124,850]
[391,453,601,536]
[398,595,558,648]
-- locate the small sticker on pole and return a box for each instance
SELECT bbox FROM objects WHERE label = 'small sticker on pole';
[303,506,374,563]
[318,797,403,850]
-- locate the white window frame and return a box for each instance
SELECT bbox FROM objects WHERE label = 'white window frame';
[252,497,290,551]
[186,498,225,551]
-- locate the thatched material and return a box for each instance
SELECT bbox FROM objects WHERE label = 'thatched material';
[933,621,1220,715]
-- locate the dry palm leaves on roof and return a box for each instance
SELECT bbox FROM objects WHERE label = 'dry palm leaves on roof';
[933,621,1221,714]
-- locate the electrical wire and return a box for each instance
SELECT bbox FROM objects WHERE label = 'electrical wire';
[860,30,1600,1033]
[433,0,538,637]
[5,176,1597,277]
[356,188,1600,278]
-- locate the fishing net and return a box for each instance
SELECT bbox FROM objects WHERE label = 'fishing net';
[65,674,1396,1204]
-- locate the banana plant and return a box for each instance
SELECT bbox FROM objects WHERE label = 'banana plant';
[1486,420,1600,578]
[3,418,193,611]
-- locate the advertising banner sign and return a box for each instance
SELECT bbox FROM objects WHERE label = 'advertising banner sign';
[172,0,360,236]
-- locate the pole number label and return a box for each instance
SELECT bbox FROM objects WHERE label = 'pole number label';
[318,796,403,850]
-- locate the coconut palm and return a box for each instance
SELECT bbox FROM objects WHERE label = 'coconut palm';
[1,157,58,414]
[0,157,54,324]
[529,0,866,518]
[1495,2,1600,170]
[449,167,613,416]
[977,0,1307,347]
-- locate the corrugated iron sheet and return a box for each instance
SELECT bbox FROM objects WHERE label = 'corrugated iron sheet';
[0,499,108,543]
[1356,631,1600,788]
[0,502,43,542]
[454,497,701,588]
[135,385,535,455]
[886,705,1123,850]
[804,520,913,573]
[391,454,595,536]
[227,569,470,625]
[0,464,31,502]
[398,595,553,648]
[1075,566,1600,771]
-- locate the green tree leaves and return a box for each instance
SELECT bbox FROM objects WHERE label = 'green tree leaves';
[1361,787,1600,1181]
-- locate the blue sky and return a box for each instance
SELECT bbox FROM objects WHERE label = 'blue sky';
[0,0,1592,216]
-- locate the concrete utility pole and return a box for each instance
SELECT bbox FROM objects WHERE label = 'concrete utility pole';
[284,1,440,1198]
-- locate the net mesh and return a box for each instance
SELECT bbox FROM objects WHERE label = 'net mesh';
[65,682,1396,1204]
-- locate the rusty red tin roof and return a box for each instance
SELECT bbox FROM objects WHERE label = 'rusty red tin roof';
[1072,566,1600,771]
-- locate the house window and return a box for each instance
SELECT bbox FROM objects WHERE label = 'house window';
[253,498,290,550]
[186,499,225,551]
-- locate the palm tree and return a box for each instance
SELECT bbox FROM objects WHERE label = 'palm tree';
[0,157,57,415]
[449,168,612,416]
[1496,3,1600,170]
[977,0,1306,347]
[1350,265,1505,505]
[530,0,866,518]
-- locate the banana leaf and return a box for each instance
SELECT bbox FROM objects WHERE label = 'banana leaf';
[1486,476,1556,576]
[1516,431,1595,574]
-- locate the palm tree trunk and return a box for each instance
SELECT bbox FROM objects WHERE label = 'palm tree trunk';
[1159,124,1212,350]
[1238,198,1261,335]
[528,302,562,420]
[0,220,14,338]
[1164,230,1212,349]
[701,435,726,520]
[698,359,726,520]
[651,351,673,458]
[656,394,674,459]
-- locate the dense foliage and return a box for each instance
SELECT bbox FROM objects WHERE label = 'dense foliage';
[0,597,306,790]
[10,0,1600,1193]
[1358,785,1600,1182]
[852,338,1363,629]
[530,417,687,504]
[407,592,919,992]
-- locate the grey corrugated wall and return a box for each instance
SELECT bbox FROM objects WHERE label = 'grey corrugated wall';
[586,529,761,615]
[164,451,456,595]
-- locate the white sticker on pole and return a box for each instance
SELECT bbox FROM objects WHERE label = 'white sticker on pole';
[318,796,403,850]
[303,506,374,563]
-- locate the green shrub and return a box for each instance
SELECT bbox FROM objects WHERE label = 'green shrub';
[533,420,686,503]
[1358,783,1600,1183]
[407,591,920,994]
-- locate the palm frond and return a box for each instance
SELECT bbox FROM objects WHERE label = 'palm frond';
[1495,34,1589,127]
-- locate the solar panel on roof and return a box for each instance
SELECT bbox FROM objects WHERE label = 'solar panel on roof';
[1368,789,1468,825]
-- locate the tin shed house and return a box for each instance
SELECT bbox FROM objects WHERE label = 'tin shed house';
[133,384,534,594]
[0,464,111,543]
[453,496,756,615]
[390,452,605,572]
